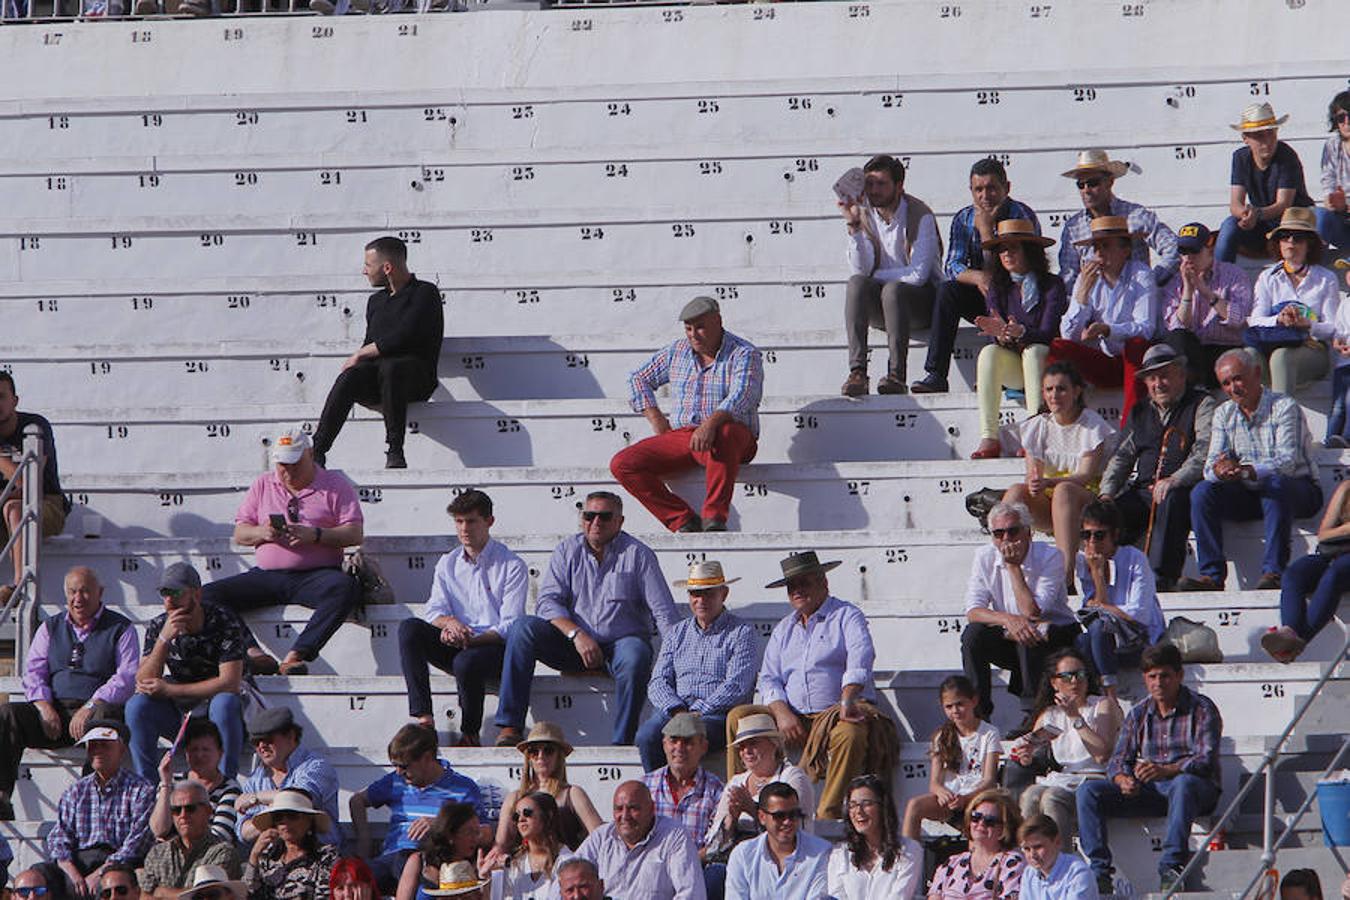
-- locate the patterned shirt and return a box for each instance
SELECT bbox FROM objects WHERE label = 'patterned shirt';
[422,539,528,637]
[642,766,724,849]
[239,746,341,846]
[1058,196,1180,293]
[1059,258,1159,356]
[1107,684,1223,787]
[627,330,763,437]
[535,532,679,644]
[646,610,758,716]
[365,759,485,854]
[944,199,1042,279]
[47,767,156,864]
[758,596,875,714]
[927,849,1026,900]
[244,842,339,900]
[1205,389,1317,483]
[140,832,241,892]
[1320,134,1350,198]
[1161,260,1254,346]
[142,601,248,684]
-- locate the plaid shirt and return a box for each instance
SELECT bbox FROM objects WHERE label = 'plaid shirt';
[1058,196,1180,294]
[1107,685,1223,786]
[139,833,240,892]
[1161,260,1253,346]
[627,330,763,437]
[47,767,156,864]
[646,610,758,716]
[944,199,1041,279]
[643,766,724,848]
[1205,389,1317,483]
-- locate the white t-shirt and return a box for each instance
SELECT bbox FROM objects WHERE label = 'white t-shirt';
[935,720,1001,795]
[826,838,924,900]
[1039,697,1112,778]
[1020,408,1114,479]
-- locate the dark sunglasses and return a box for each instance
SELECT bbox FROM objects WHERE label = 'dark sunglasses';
[1054,669,1088,682]
[1336,112,1350,124]
[764,808,804,823]
[512,807,537,822]
[15,889,49,898]
[287,496,301,523]
[99,888,132,898]
[581,510,615,522]
[969,811,1004,827]
[991,525,1024,540]
[68,641,86,671]
[170,802,203,815]
[1076,177,1104,189]
[526,744,558,756]
[1080,529,1111,542]
[159,587,185,601]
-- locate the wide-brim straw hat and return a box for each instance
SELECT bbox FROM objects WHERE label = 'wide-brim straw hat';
[515,721,574,757]
[764,550,842,589]
[1073,215,1146,247]
[673,560,741,589]
[730,713,785,748]
[982,219,1055,250]
[177,866,247,900]
[250,789,333,833]
[1266,206,1322,242]
[1061,149,1129,179]
[423,862,488,897]
[1230,101,1289,133]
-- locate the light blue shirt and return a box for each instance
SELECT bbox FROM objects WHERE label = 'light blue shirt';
[239,745,340,845]
[1074,544,1166,643]
[573,816,706,899]
[725,830,830,900]
[422,538,528,637]
[1059,258,1158,356]
[646,610,759,716]
[1204,389,1318,483]
[535,532,679,643]
[1019,851,1100,900]
[757,596,875,715]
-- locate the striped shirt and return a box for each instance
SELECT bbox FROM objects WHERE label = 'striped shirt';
[1204,389,1317,483]
[1160,260,1254,346]
[47,768,156,864]
[627,330,763,438]
[1058,196,1180,294]
[646,610,758,716]
[643,766,724,849]
[239,746,341,846]
[365,759,485,854]
[1107,685,1222,786]
[170,772,243,843]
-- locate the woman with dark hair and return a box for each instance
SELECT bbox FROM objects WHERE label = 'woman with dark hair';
[330,858,379,900]
[1007,648,1120,840]
[1002,361,1114,590]
[1316,90,1350,252]
[397,802,484,900]
[829,774,922,899]
[926,789,1025,900]
[244,789,339,900]
[477,791,570,899]
[151,718,243,842]
[969,220,1069,459]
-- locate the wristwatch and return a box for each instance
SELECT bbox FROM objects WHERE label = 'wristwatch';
[566,628,580,642]
[1072,716,1087,730]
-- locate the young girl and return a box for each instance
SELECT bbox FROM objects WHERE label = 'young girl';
[902,676,1000,839]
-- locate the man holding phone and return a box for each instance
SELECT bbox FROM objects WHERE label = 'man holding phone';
[202,427,364,676]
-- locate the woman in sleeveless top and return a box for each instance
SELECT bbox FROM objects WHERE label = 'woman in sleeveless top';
[493,723,600,853]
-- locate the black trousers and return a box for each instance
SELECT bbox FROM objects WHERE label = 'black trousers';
[313,356,436,454]
[923,280,988,380]
[0,698,118,795]
[1113,482,1194,582]
[398,618,505,736]
[961,621,1081,719]
[1162,329,1232,390]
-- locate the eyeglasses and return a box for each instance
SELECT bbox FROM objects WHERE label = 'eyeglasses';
[68,641,86,671]
[991,525,1024,540]
[15,888,49,897]
[170,802,203,815]
[287,496,301,523]
[581,510,615,522]
[845,799,879,812]
[99,887,132,898]
[969,811,1004,827]
[1278,233,1303,243]
[763,808,804,823]
[1054,669,1088,682]
[1076,177,1105,189]
[512,807,537,822]
[1079,529,1111,542]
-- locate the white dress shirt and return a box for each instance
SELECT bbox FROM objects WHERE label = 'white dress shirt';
[1059,259,1158,356]
[846,198,941,286]
[964,541,1075,626]
[422,538,528,637]
[826,838,923,900]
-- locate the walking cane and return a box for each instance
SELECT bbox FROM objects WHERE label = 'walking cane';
[1144,425,1186,556]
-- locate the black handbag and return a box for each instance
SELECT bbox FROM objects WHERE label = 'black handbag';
[965,487,1005,531]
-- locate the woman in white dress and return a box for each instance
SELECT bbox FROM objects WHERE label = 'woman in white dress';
[829,774,923,900]
[704,713,815,860]
[477,792,570,900]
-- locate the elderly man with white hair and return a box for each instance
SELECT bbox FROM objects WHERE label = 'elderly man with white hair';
[962,502,1080,729]
[140,780,240,898]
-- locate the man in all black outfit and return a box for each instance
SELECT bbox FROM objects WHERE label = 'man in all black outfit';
[0,372,68,608]
[312,236,444,469]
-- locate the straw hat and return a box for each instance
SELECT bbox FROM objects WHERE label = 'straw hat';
[1072,215,1144,247]
[982,219,1055,251]
[672,560,740,590]
[514,721,574,757]
[1265,206,1321,241]
[730,713,784,748]
[177,866,246,900]
[764,550,842,589]
[422,862,487,897]
[1230,102,1289,133]
[250,789,332,833]
[1060,149,1129,179]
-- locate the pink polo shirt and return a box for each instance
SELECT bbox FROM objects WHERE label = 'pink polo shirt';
[235,468,363,571]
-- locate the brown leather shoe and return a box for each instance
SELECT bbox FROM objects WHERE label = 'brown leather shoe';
[495,726,523,748]
[1176,575,1224,591]
[876,374,907,395]
[841,369,868,397]
[1256,572,1282,590]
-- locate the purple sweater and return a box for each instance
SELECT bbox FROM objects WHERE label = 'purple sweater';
[985,273,1069,347]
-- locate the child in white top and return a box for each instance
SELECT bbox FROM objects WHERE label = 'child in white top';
[902,676,1000,839]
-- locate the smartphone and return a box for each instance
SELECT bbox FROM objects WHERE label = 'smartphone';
[832,167,865,204]
[268,513,286,531]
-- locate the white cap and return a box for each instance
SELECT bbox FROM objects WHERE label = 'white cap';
[271,426,312,464]
[76,725,126,746]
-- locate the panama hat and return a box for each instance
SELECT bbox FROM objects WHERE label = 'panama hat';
[422,862,487,897]
[673,560,741,590]
[764,550,842,589]
[250,789,332,833]
[177,866,246,900]
[982,219,1055,250]
[730,713,785,748]
[514,721,574,757]
[1230,102,1288,133]
[1061,149,1129,179]
[1072,215,1145,247]
[1266,206,1321,241]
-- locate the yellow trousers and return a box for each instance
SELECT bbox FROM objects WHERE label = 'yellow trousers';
[977,343,1049,439]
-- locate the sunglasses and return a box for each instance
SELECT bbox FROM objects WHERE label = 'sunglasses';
[969,811,1004,827]
[1080,529,1111,542]
[68,641,86,671]
[159,587,185,600]
[1054,669,1088,681]
[170,802,203,815]
[99,888,131,898]
[526,744,558,756]
[287,496,301,523]
[15,889,49,898]
[991,525,1024,540]
[581,510,615,522]
[512,807,537,822]
[763,808,804,823]
[1335,112,1350,124]
[1076,177,1105,189]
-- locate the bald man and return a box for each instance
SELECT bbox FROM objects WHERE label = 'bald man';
[574,781,706,899]
[0,566,138,820]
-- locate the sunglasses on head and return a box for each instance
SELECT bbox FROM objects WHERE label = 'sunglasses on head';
[1076,177,1104,189]
[1080,529,1111,542]
[15,889,49,898]
[969,811,1004,827]
[764,808,804,823]
[581,510,614,522]
[991,525,1024,540]
[170,802,203,815]
[512,807,537,822]
[1054,669,1088,682]
[99,888,131,899]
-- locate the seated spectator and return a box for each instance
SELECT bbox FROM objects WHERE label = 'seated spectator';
[495,723,601,853]
[14,866,65,900]
[0,565,136,820]
[476,792,571,900]
[1281,869,1325,900]
[554,858,605,900]
[1016,814,1099,900]
[925,789,1025,900]
[1003,362,1114,589]
[236,707,339,846]
[901,676,999,839]
[829,774,922,900]
[351,724,484,895]
[151,719,241,843]
[962,502,1079,724]
[493,492,678,747]
[638,561,757,772]
[725,782,829,900]
[1180,348,1322,591]
[642,713,724,847]
[1266,476,1350,662]
[1161,223,1254,387]
[1099,344,1217,592]
[838,154,942,396]
[311,236,443,470]
[98,864,141,900]
[1050,217,1157,425]
[179,866,246,900]
[1248,207,1340,397]
[413,861,484,900]
[243,790,338,900]
[140,781,241,898]
[329,858,379,900]
[1074,501,1166,691]
[0,371,68,609]
[397,802,486,900]
[204,427,363,676]
[1058,149,1179,292]
[1007,649,1120,840]
[705,714,815,862]
[1076,642,1222,894]
[0,832,11,886]
[47,721,155,894]
[127,563,245,781]
[399,489,525,747]
[1318,91,1350,252]
[913,157,1042,395]
[611,296,764,534]
[573,781,705,900]
[725,552,895,821]
[1218,103,1316,263]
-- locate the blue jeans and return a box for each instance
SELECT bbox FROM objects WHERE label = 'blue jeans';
[1280,552,1350,642]
[703,863,726,900]
[125,691,244,779]
[1329,366,1350,442]
[1077,774,1220,877]
[1074,619,1143,687]
[494,615,653,745]
[1215,214,1277,263]
[1190,475,1323,580]
[635,711,728,773]
[1315,207,1350,252]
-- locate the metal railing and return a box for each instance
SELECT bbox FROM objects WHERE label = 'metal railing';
[0,425,46,669]
[1161,631,1350,899]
